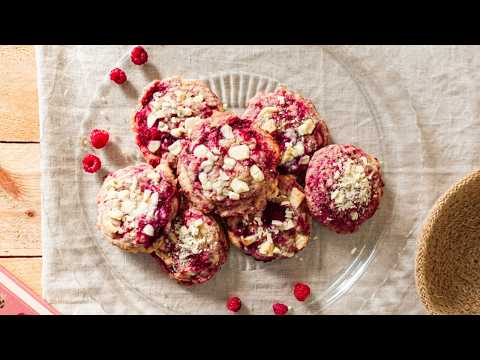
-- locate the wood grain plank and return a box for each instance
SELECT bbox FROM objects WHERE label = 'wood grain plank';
[0,257,42,296]
[0,143,41,256]
[0,45,39,142]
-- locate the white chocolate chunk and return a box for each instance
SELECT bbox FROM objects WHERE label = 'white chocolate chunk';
[277,96,285,105]
[219,138,233,148]
[289,187,305,209]
[198,172,208,184]
[299,155,310,165]
[180,107,192,117]
[226,191,240,200]
[143,189,152,201]
[184,116,200,132]
[223,157,236,170]
[212,180,226,194]
[228,145,250,161]
[170,127,185,138]
[194,144,210,158]
[350,211,359,220]
[192,218,204,227]
[147,111,162,128]
[282,220,295,231]
[295,234,309,250]
[109,209,124,221]
[249,165,264,182]
[218,170,230,181]
[242,235,257,246]
[104,220,119,234]
[281,145,297,164]
[142,224,155,236]
[147,141,161,153]
[231,178,249,194]
[121,200,135,214]
[260,118,276,133]
[297,119,315,135]
[220,124,234,139]
[200,159,214,173]
[257,106,277,120]
[168,140,183,156]
[150,190,159,204]
[193,94,204,103]
[157,122,169,132]
[271,220,283,227]
[175,90,186,102]
[118,190,130,200]
[258,240,274,256]
[293,142,305,156]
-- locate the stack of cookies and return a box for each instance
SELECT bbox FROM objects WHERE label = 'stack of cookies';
[96,77,384,286]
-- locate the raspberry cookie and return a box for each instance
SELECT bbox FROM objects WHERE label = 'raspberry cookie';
[96,162,179,253]
[177,111,281,217]
[305,144,384,234]
[133,77,224,167]
[227,175,311,261]
[243,86,329,175]
[153,205,229,285]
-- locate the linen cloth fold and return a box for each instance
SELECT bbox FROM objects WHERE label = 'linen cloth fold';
[38,45,480,314]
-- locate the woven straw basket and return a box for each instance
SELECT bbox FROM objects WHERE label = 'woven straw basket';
[416,169,480,314]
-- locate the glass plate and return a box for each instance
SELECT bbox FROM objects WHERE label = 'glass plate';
[73,46,423,314]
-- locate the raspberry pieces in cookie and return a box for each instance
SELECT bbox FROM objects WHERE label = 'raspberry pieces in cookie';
[243,86,329,175]
[132,77,223,167]
[227,175,311,262]
[177,111,281,218]
[153,205,229,285]
[96,162,179,253]
[305,144,384,234]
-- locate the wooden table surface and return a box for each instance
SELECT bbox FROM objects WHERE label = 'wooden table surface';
[0,46,42,296]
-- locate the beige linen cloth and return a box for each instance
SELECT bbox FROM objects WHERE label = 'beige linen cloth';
[37,45,480,314]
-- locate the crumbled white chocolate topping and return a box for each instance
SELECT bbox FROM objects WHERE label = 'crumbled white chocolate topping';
[330,159,371,211]
[143,83,220,145]
[193,118,273,202]
[239,192,304,257]
[174,216,214,265]
[101,167,165,238]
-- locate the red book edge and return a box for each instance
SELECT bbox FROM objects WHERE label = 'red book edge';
[0,264,60,315]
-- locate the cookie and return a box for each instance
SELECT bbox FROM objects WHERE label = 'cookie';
[305,144,384,233]
[243,86,329,175]
[227,175,311,261]
[96,162,179,253]
[153,205,229,285]
[177,111,280,217]
[132,77,223,167]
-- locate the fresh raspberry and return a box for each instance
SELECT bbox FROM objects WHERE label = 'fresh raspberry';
[272,303,288,315]
[293,282,311,302]
[131,46,148,65]
[110,68,127,84]
[90,129,110,149]
[82,154,101,173]
[226,296,242,313]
